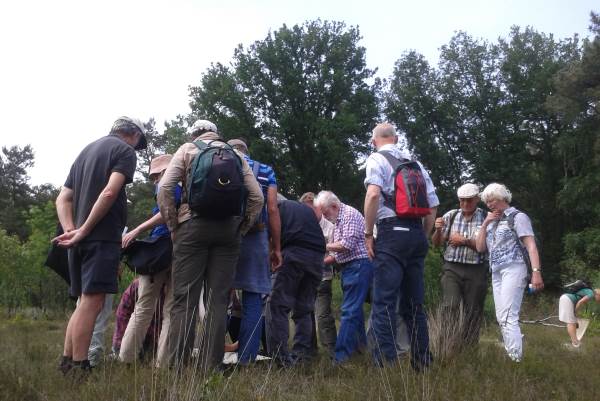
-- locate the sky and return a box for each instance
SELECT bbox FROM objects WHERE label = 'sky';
[0,0,597,187]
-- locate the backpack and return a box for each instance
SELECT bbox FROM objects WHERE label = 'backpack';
[187,140,247,219]
[378,151,430,218]
[563,279,593,294]
[495,209,539,271]
[121,235,172,276]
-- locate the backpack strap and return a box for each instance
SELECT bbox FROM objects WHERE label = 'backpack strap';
[192,139,209,151]
[443,209,461,251]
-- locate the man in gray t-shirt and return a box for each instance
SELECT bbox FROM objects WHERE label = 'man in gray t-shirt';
[54,116,146,375]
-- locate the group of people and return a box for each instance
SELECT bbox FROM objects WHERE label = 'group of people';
[53,116,567,378]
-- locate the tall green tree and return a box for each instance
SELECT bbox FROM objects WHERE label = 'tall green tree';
[186,20,381,203]
[386,28,580,285]
[0,145,35,239]
[548,12,600,281]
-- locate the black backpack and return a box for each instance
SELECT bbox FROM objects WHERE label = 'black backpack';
[121,235,173,276]
[563,279,593,294]
[187,140,247,219]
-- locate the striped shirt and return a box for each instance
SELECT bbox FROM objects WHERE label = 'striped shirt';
[332,203,369,264]
[442,208,486,264]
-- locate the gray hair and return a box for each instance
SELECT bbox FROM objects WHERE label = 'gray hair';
[372,122,396,139]
[481,183,512,203]
[314,190,341,209]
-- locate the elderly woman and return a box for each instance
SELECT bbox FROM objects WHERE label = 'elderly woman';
[475,183,543,362]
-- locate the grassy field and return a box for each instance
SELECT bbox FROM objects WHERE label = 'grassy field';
[1,292,599,401]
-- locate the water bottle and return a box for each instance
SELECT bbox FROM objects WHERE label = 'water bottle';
[527,284,536,294]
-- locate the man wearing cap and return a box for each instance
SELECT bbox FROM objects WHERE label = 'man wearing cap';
[363,122,439,371]
[157,120,263,371]
[118,154,182,364]
[54,116,147,375]
[226,138,282,365]
[432,183,488,345]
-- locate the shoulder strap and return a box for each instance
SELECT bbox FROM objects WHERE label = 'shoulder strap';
[192,139,208,151]
[251,160,260,179]
[443,209,460,251]
[378,150,400,170]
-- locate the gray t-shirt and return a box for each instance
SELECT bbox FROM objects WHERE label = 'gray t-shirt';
[485,207,534,271]
[64,135,136,242]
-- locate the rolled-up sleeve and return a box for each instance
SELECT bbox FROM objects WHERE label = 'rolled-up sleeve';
[158,146,186,232]
[364,156,385,189]
[239,155,264,235]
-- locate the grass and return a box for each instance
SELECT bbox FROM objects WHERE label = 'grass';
[1,291,600,401]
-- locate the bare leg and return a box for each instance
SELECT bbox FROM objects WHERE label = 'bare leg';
[567,323,579,345]
[70,293,106,361]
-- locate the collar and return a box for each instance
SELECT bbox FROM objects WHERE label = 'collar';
[195,131,221,142]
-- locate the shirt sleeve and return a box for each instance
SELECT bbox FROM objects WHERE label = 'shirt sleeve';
[364,155,385,189]
[337,209,363,252]
[514,212,534,238]
[239,155,264,235]
[112,146,137,184]
[442,209,453,237]
[266,165,277,187]
[64,164,75,189]
[157,145,187,232]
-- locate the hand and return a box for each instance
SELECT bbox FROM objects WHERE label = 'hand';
[530,271,544,292]
[434,217,445,231]
[366,236,375,260]
[52,228,88,248]
[448,232,467,247]
[484,210,502,224]
[270,249,282,272]
[122,229,139,249]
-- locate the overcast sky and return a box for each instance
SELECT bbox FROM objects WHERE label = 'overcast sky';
[0,0,596,187]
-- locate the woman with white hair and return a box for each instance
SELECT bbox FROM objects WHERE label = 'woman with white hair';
[475,183,543,362]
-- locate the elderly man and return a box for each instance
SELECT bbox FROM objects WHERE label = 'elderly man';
[267,199,326,367]
[314,191,373,363]
[54,116,147,375]
[226,138,282,365]
[299,191,337,357]
[157,120,263,372]
[431,183,488,346]
[363,122,439,371]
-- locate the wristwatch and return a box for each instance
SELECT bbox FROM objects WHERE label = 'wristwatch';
[532,268,542,273]
[364,231,373,238]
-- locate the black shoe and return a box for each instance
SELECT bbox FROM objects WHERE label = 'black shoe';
[68,360,93,383]
[58,356,73,375]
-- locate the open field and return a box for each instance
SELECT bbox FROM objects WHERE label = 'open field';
[2,296,599,401]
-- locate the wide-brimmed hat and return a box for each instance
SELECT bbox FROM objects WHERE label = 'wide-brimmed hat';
[227,138,248,153]
[149,154,172,178]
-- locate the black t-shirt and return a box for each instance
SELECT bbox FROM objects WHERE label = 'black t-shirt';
[64,135,136,242]
[278,200,326,254]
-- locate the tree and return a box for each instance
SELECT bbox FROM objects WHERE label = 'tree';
[186,20,381,204]
[547,12,600,282]
[386,28,581,285]
[0,145,35,239]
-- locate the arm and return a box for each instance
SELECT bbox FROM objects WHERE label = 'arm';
[475,211,501,253]
[364,184,381,260]
[326,242,349,253]
[122,212,165,249]
[522,235,543,290]
[240,159,264,235]
[157,147,185,233]
[53,172,127,247]
[266,186,282,270]
[423,207,437,237]
[575,296,591,314]
[55,186,75,233]
[431,216,447,247]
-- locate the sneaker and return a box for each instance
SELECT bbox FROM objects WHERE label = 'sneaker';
[562,342,581,350]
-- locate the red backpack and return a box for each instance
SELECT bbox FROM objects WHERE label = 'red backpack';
[378,151,430,218]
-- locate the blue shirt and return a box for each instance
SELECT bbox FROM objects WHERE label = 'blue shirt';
[244,155,277,226]
[150,184,182,238]
[485,207,534,271]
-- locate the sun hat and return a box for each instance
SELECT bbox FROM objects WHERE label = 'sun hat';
[456,183,480,199]
[149,154,172,177]
[187,119,218,136]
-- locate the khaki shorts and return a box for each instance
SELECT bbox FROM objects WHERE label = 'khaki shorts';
[558,294,577,324]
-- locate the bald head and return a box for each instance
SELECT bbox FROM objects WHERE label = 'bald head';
[372,123,397,139]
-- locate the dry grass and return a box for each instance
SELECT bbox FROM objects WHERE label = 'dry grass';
[2,296,600,401]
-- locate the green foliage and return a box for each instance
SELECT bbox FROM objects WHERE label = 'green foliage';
[186,20,380,205]
[386,27,581,286]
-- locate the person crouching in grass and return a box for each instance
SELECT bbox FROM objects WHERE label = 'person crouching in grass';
[558,288,600,348]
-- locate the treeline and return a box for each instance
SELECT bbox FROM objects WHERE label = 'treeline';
[1,14,599,311]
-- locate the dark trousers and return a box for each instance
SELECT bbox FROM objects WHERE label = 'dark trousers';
[168,217,241,372]
[267,251,322,364]
[312,279,337,356]
[369,218,432,371]
[441,260,488,345]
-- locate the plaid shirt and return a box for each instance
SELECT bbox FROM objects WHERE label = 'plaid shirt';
[112,278,164,352]
[332,203,369,264]
[442,208,486,264]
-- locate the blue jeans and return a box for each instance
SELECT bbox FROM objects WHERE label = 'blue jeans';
[238,291,264,364]
[369,217,432,370]
[335,258,373,362]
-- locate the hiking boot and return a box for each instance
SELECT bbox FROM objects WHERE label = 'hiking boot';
[67,360,93,384]
[58,355,73,375]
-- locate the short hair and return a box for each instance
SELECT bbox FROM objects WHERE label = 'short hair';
[372,122,396,139]
[299,192,315,204]
[481,183,512,203]
[314,190,341,209]
[110,121,142,137]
